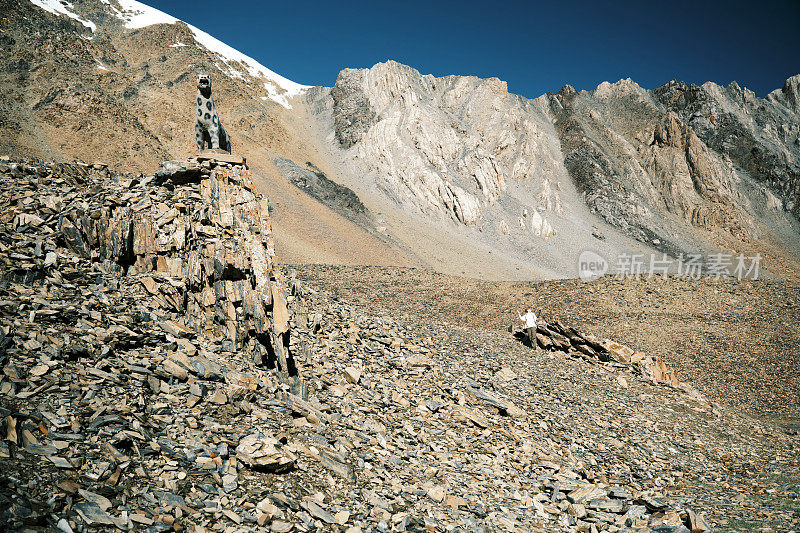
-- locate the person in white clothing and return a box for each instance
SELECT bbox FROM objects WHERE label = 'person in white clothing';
[518,307,538,350]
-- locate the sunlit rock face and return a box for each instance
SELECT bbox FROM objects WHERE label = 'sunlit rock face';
[330,61,563,231]
[326,61,799,258]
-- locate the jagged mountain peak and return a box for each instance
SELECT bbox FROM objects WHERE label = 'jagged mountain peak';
[592,77,648,99]
[769,73,800,110]
[297,60,800,277]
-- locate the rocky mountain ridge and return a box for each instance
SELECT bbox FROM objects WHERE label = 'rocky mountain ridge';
[1,0,415,271]
[2,0,799,278]
[308,61,800,267]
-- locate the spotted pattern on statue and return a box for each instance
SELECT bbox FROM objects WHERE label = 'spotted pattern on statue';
[195,74,231,153]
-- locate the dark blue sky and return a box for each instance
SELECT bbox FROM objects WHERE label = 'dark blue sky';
[147,0,799,97]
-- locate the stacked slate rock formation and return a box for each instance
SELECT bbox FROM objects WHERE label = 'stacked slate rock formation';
[0,155,720,532]
[530,319,690,393]
[6,151,294,376]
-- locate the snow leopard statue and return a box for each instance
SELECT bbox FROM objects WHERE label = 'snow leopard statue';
[195,73,231,153]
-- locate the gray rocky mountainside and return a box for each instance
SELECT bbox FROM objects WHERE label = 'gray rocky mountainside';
[2,0,799,279]
[303,63,800,277]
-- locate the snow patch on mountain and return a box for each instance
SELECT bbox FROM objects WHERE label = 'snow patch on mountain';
[27,0,307,109]
[111,0,176,28]
[113,0,309,108]
[30,0,97,32]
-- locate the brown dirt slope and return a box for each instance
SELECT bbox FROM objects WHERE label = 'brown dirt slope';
[292,265,800,423]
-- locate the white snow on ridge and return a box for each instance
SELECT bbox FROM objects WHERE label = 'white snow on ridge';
[30,0,97,32]
[187,23,309,108]
[113,0,177,28]
[113,0,309,108]
[27,0,308,109]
